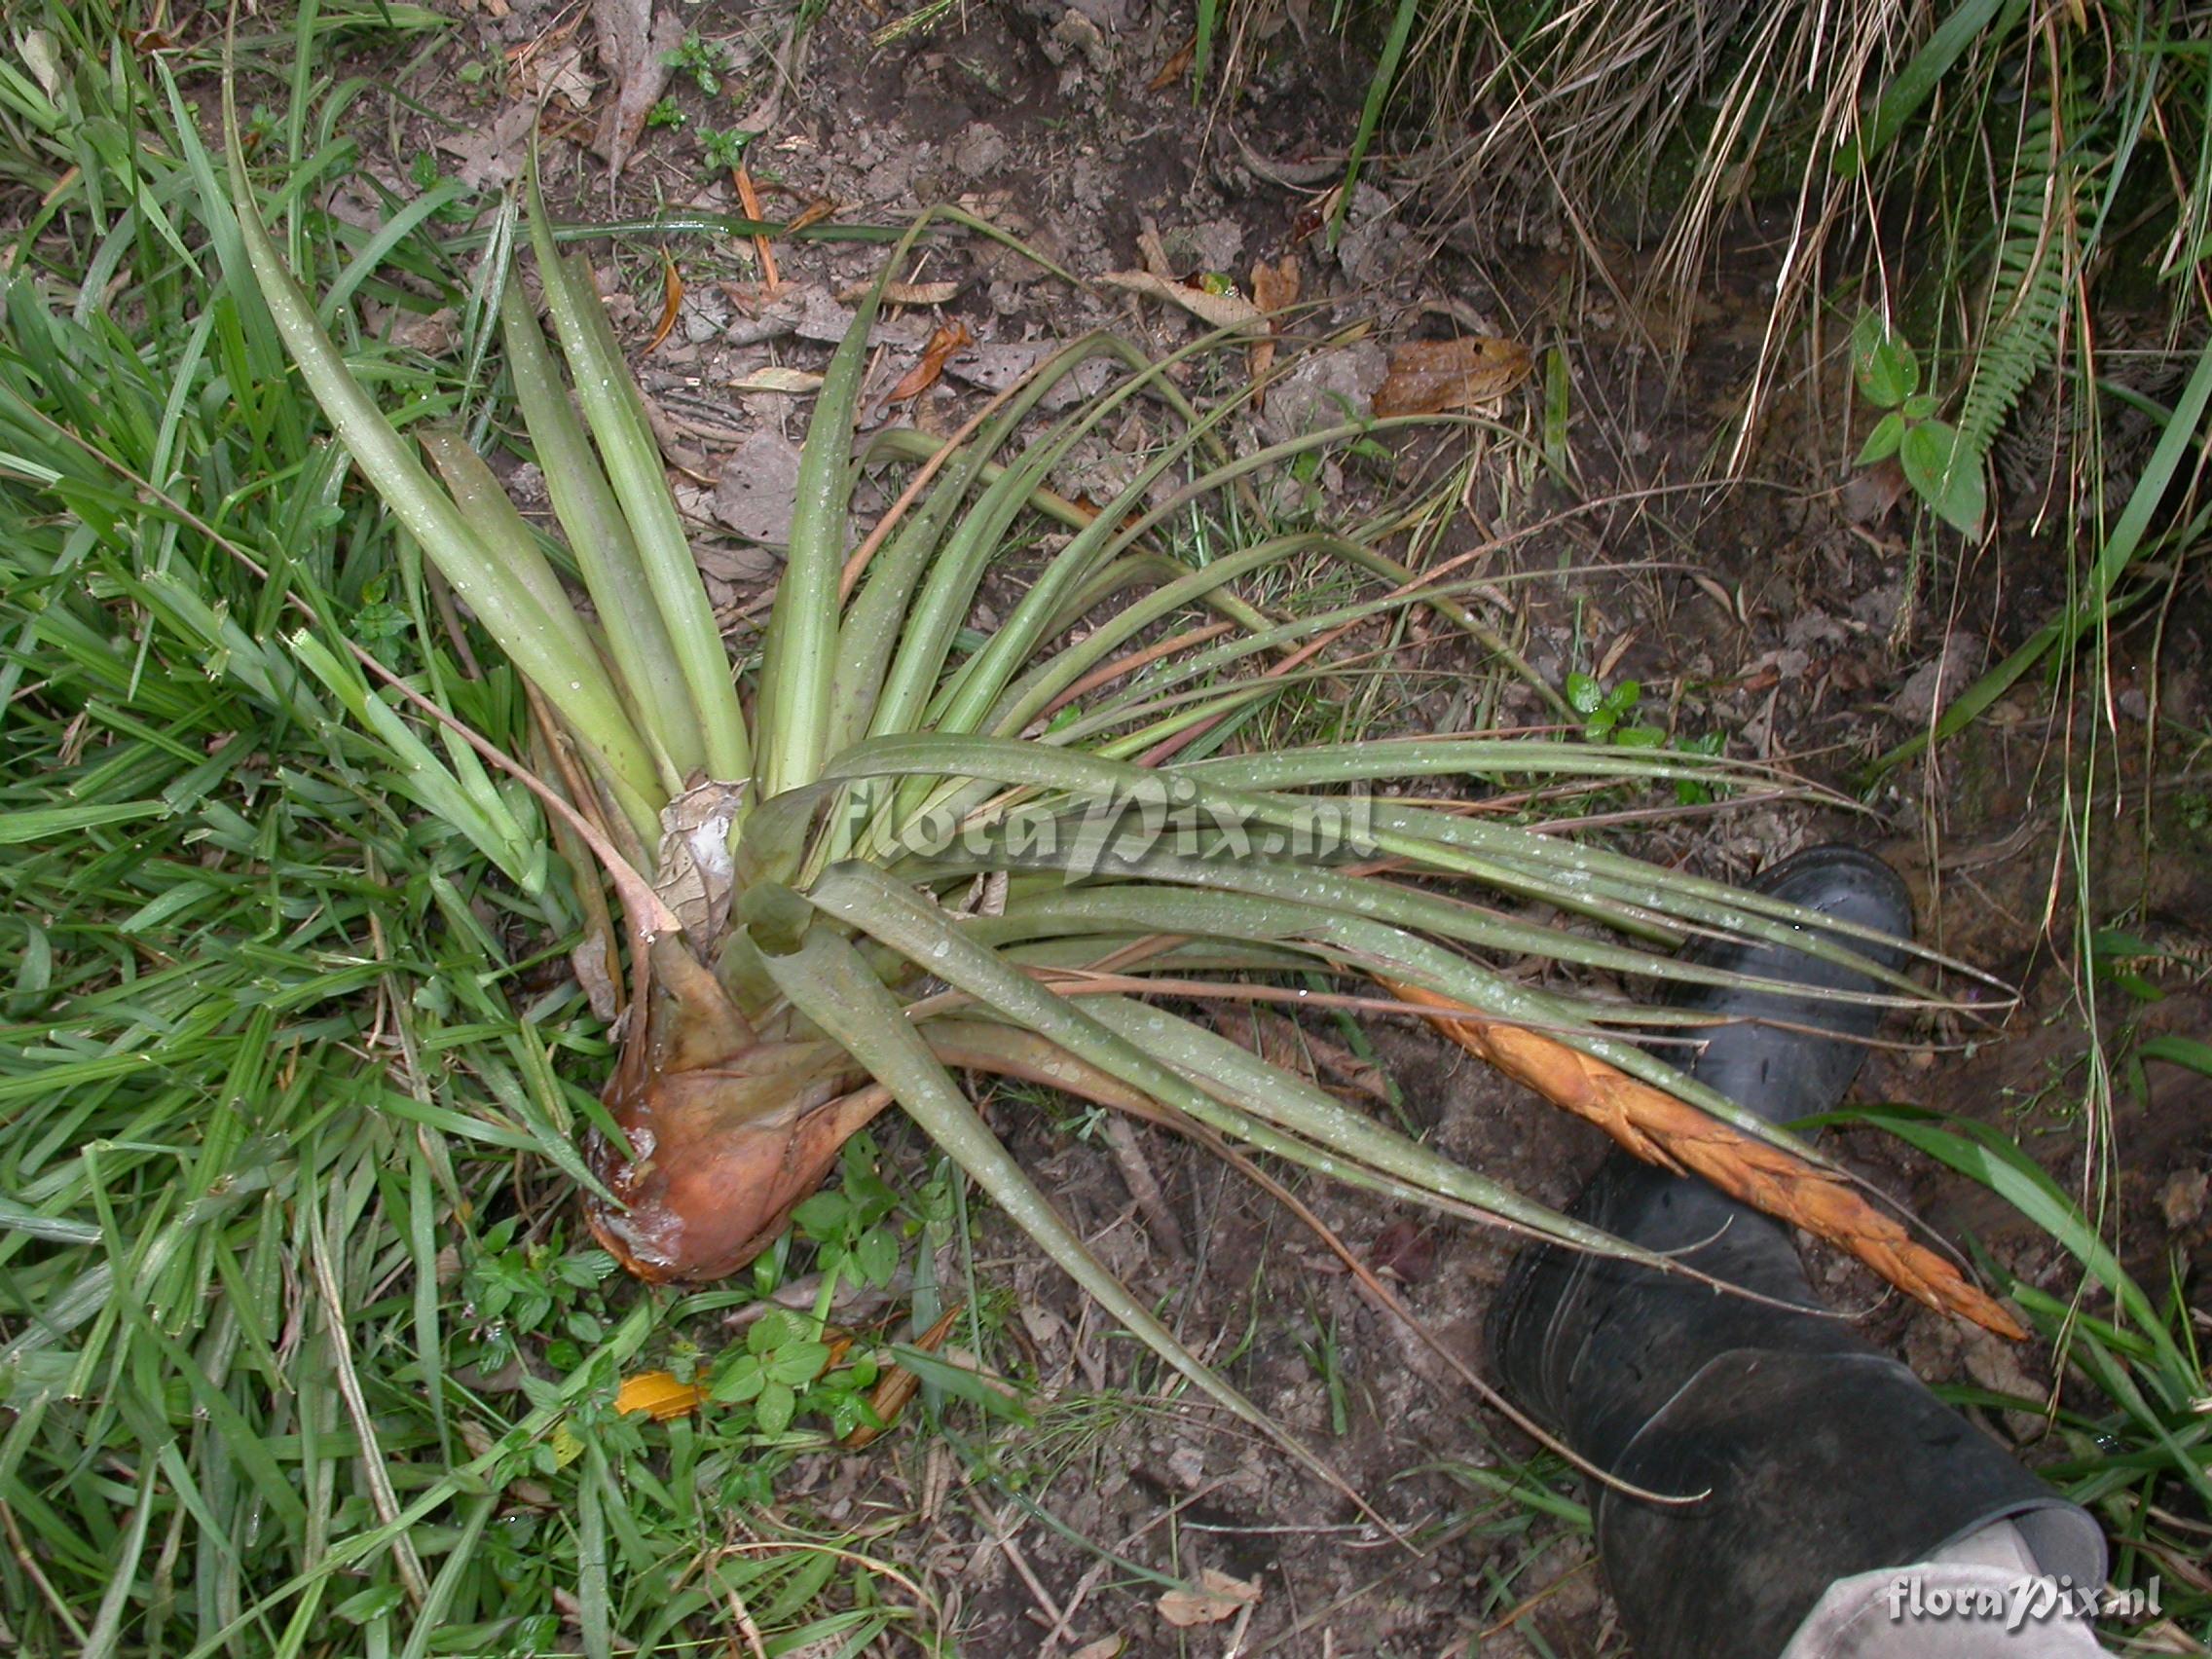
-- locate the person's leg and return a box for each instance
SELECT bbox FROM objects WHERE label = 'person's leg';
[1491,846,2106,1659]
[1783,1521,2107,1657]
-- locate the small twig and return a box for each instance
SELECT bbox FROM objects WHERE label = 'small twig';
[1481,1554,1601,1640]
[1103,1116,1188,1258]
[0,1502,88,1645]
[305,1201,431,1604]
[721,1582,771,1659]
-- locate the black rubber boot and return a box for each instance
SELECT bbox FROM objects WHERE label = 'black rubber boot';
[1491,845,2106,1659]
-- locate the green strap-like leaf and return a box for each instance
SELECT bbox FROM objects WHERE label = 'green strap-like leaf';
[801,861,1705,1255]
[755,217,938,799]
[498,281,697,790]
[525,166,750,786]
[223,114,662,830]
[755,910,1364,1504]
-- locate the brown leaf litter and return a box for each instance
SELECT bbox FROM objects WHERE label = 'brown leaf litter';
[1372,335,1534,416]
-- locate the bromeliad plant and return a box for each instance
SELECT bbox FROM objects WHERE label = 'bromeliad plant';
[228,121,2008,1473]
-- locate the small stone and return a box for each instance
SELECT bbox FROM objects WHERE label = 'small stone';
[1165,1442,1207,1489]
[1256,341,1388,444]
[2159,1167,2207,1231]
[1892,634,1983,725]
[950,122,1011,180]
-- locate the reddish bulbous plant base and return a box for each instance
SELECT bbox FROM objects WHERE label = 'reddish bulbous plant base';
[583,935,885,1282]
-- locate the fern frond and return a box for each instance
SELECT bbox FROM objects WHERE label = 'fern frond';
[1956,101,2078,470]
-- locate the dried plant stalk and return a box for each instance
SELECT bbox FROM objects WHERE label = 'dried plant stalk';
[1382,979,2027,1340]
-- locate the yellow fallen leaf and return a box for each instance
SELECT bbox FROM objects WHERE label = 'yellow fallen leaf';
[614,1370,704,1420]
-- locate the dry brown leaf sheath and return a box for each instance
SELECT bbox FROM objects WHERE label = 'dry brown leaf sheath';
[1380,979,2027,1340]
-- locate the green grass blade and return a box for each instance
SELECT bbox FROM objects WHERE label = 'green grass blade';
[1874,335,2212,773]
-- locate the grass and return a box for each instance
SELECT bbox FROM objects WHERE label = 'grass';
[1842,1104,2212,1645]
[0,6,952,1649]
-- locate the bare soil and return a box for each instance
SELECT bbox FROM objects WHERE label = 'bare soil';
[317,2,2212,1651]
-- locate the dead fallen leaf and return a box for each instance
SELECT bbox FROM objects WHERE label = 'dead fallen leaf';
[18,30,62,98]
[731,365,826,396]
[1148,33,1196,92]
[785,200,839,235]
[889,321,974,403]
[839,278,963,308]
[1688,570,1743,624]
[1595,626,1640,682]
[592,0,682,179]
[523,41,596,111]
[941,342,1116,409]
[695,539,781,588]
[712,430,806,544]
[1068,1640,1124,1659]
[1251,254,1301,318]
[645,249,683,354]
[389,306,459,356]
[1372,336,1534,417]
[652,780,748,944]
[1132,227,1173,279]
[1157,1569,1261,1628]
[731,164,780,296]
[433,101,535,190]
[1099,269,1266,334]
[1247,253,1300,387]
[1369,1219,1436,1284]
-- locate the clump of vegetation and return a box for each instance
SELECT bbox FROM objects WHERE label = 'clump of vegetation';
[234,49,1959,1483]
[4,0,2198,1650]
[1205,0,2212,559]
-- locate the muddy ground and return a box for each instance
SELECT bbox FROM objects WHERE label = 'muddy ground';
[319,0,2212,1651]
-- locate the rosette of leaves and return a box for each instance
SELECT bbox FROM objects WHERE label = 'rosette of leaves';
[230,126,1946,1471]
